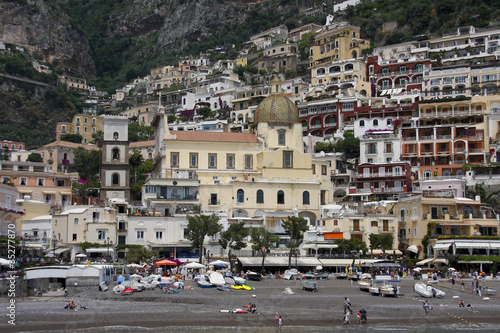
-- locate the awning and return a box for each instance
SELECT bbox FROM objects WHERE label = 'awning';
[433,258,448,264]
[42,191,56,194]
[318,259,379,267]
[416,258,434,266]
[433,243,452,251]
[369,261,400,268]
[86,247,114,253]
[25,244,44,249]
[18,190,32,193]
[455,242,490,249]
[407,245,419,253]
[61,192,73,196]
[302,244,317,250]
[317,244,338,249]
[458,260,493,264]
[238,257,321,267]
[47,247,71,255]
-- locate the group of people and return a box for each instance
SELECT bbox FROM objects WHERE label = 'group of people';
[64,300,77,310]
[342,297,367,328]
[246,303,257,314]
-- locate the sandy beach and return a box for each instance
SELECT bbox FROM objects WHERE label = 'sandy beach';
[1,276,499,332]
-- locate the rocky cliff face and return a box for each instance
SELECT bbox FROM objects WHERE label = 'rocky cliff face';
[0,0,96,76]
[0,0,320,77]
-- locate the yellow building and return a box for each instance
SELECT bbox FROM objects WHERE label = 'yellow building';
[56,114,104,144]
[309,22,370,68]
[145,77,333,238]
[394,194,499,257]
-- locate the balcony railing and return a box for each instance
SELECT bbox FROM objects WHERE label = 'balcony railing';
[378,226,395,233]
[349,227,365,232]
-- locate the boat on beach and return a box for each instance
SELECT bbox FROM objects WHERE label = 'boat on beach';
[380,280,400,297]
[301,280,317,292]
[369,280,384,296]
[245,271,262,281]
[283,269,302,280]
[413,282,446,298]
[197,280,213,288]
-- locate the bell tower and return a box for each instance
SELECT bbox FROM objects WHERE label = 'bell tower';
[100,116,130,202]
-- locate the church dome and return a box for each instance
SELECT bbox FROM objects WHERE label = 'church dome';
[253,77,300,126]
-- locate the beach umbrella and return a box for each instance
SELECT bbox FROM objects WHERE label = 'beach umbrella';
[126,263,143,268]
[155,259,177,267]
[316,265,323,271]
[406,245,419,254]
[448,267,456,271]
[208,260,229,266]
[413,267,422,272]
[75,253,87,258]
[184,262,205,269]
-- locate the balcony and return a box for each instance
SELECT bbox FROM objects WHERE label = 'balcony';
[324,122,337,128]
[349,226,365,233]
[365,150,377,155]
[468,148,484,154]
[436,135,452,140]
[378,226,395,233]
[420,135,434,140]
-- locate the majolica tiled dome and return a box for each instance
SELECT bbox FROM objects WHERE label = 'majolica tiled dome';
[254,93,300,125]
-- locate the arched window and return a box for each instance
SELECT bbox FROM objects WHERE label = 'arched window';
[359,120,365,127]
[113,132,119,140]
[373,119,379,126]
[112,148,120,160]
[112,173,119,185]
[303,191,310,205]
[277,190,285,204]
[352,50,357,58]
[237,189,244,203]
[256,190,264,204]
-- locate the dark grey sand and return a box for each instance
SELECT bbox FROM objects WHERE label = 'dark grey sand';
[2,277,500,332]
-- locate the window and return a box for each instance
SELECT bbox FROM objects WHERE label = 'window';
[112,173,119,185]
[61,125,66,132]
[303,191,310,205]
[72,234,77,241]
[73,218,79,225]
[312,164,316,174]
[227,154,235,169]
[393,167,402,176]
[359,120,365,127]
[112,148,120,160]
[209,154,217,168]
[155,231,163,240]
[413,227,417,238]
[283,151,293,168]
[210,193,218,205]
[20,177,27,186]
[237,189,244,203]
[371,221,378,227]
[277,190,285,204]
[245,155,253,169]
[171,152,179,167]
[256,190,264,203]
[113,132,119,140]
[278,132,286,146]
[137,230,145,240]
[97,230,106,240]
[37,178,45,186]
[321,165,327,175]
[56,179,65,187]
[189,153,198,168]
[373,119,379,126]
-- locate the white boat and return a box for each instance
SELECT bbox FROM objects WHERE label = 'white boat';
[357,276,372,292]
[208,271,226,286]
[233,276,246,285]
[369,281,384,296]
[283,269,302,280]
[413,282,446,298]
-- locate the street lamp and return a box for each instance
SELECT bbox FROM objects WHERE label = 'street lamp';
[51,235,58,262]
[104,237,113,262]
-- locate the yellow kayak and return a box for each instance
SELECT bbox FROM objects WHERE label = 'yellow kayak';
[231,285,253,291]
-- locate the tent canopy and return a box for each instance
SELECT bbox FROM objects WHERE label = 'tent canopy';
[184,262,205,269]
[208,260,230,266]
[406,245,419,254]
[155,259,177,267]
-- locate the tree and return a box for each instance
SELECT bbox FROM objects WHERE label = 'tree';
[466,183,500,206]
[332,131,360,158]
[368,234,394,256]
[219,221,249,273]
[129,149,144,186]
[91,130,104,148]
[73,147,101,182]
[72,182,99,204]
[128,122,155,142]
[60,133,83,143]
[186,214,222,264]
[336,238,368,257]
[250,227,280,273]
[125,246,160,265]
[26,152,43,162]
[282,216,308,269]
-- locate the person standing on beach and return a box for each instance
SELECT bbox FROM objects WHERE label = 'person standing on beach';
[423,299,431,318]
[461,280,465,291]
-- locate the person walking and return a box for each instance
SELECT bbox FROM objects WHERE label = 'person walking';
[360,308,367,324]
[276,315,283,332]
[461,280,465,292]
[344,297,352,314]
[423,299,431,318]
[342,311,351,328]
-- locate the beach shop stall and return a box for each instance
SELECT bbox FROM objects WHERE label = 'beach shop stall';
[236,257,322,273]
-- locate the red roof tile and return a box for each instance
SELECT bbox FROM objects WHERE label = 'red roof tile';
[169,131,260,143]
